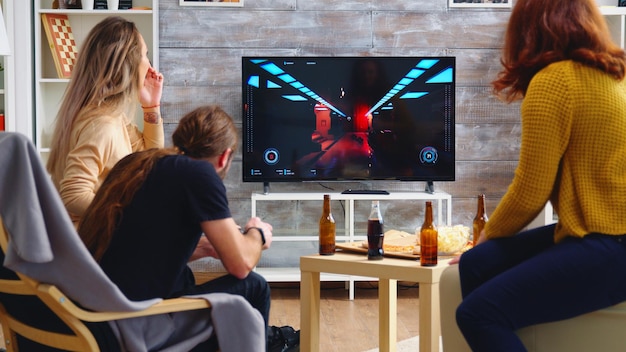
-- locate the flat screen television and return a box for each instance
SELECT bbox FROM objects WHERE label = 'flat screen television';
[242,56,455,191]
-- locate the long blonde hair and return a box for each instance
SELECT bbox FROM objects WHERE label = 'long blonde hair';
[47,16,144,176]
[78,105,238,261]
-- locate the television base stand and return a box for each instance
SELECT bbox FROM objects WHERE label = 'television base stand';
[249,191,452,287]
[341,189,390,195]
[425,181,435,194]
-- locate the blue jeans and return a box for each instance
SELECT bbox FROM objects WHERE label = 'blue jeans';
[186,271,271,326]
[457,224,626,352]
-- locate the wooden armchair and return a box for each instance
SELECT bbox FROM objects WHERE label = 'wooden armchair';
[0,217,212,351]
[0,132,265,351]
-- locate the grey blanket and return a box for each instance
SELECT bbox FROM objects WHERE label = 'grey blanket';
[0,132,264,351]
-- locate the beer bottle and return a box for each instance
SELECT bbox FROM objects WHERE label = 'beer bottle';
[367,200,384,260]
[420,201,438,266]
[472,194,488,246]
[319,194,336,255]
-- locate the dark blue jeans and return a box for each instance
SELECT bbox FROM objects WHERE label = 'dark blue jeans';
[457,224,626,352]
[186,271,271,326]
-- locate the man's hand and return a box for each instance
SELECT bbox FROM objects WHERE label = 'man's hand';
[244,217,273,249]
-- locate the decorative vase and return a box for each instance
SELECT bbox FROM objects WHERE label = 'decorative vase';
[107,0,119,10]
[82,0,94,9]
[58,0,82,9]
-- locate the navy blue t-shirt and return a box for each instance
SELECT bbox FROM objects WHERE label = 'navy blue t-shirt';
[99,155,231,301]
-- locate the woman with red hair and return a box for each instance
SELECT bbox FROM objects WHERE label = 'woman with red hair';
[454,0,626,350]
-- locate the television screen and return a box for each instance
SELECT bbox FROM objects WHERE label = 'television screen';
[242,56,455,184]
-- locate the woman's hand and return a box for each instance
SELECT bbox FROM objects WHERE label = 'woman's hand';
[476,228,487,245]
[140,67,163,108]
[449,254,461,265]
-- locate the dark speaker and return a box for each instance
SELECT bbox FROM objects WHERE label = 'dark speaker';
[94,0,131,9]
[120,0,132,9]
[94,0,107,9]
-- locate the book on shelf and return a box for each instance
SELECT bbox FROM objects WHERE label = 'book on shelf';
[41,13,78,79]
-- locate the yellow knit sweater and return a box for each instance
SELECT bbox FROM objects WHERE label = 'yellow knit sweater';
[485,60,626,242]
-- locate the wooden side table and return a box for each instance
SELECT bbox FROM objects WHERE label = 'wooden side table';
[300,252,451,352]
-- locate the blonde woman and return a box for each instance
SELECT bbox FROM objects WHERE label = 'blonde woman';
[47,16,164,225]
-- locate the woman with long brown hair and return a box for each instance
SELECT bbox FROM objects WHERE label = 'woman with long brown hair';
[47,16,164,226]
[78,105,299,352]
[452,0,626,350]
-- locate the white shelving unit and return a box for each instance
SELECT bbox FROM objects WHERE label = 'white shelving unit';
[250,191,452,285]
[600,5,626,48]
[33,0,158,161]
[3,1,31,138]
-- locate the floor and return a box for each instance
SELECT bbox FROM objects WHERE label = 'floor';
[269,281,422,352]
[0,281,423,352]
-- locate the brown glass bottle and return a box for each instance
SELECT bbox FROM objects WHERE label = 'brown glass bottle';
[420,201,438,266]
[319,194,336,255]
[367,200,384,260]
[472,194,488,246]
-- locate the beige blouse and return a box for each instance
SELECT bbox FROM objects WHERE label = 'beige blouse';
[50,113,164,225]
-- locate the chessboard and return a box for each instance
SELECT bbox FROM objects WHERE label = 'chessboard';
[41,13,78,79]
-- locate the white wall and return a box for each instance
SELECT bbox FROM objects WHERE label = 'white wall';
[4,0,33,140]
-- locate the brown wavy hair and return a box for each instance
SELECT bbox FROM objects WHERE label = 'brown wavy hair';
[492,0,626,102]
[78,105,238,261]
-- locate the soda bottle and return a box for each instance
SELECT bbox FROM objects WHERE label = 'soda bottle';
[319,194,336,255]
[472,194,488,246]
[420,201,438,266]
[367,200,384,260]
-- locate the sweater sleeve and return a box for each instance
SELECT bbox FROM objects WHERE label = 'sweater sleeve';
[127,118,164,152]
[58,120,130,221]
[485,63,573,239]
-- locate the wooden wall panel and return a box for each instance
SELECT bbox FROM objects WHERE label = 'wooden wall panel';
[160,48,508,88]
[160,48,297,87]
[456,86,521,123]
[372,11,509,49]
[161,86,242,125]
[455,124,521,161]
[296,0,447,12]
[450,48,507,86]
[160,9,374,49]
[156,0,524,241]
[160,0,296,10]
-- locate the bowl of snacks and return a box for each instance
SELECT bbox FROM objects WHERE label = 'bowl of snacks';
[416,225,472,256]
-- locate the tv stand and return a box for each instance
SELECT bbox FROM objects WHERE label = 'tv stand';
[249,190,452,295]
[341,189,389,195]
[425,181,435,194]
